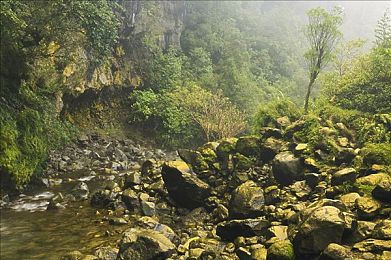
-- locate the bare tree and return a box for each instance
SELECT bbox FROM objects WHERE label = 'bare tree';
[304,7,343,113]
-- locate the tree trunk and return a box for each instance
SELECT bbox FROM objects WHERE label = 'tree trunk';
[304,77,315,113]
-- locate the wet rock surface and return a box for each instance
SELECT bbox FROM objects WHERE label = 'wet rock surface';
[1,120,390,260]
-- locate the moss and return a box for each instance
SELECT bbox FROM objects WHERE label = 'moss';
[233,153,253,171]
[361,143,391,167]
[267,240,295,260]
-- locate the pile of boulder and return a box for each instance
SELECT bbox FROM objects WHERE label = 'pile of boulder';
[62,121,390,260]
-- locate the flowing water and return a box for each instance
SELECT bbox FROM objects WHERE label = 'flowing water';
[0,171,128,260]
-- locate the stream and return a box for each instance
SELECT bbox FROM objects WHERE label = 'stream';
[0,170,129,260]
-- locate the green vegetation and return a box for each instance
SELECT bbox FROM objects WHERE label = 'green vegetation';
[1,1,390,191]
[0,0,119,191]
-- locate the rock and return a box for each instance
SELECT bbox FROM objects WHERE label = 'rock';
[216,138,237,169]
[272,152,303,186]
[141,159,154,175]
[259,127,283,139]
[266,240,295,260]
[141,201,156,216]
[178,149,209,172]
[340,193,361,209]
[216,218,270,241]
[251,246,268,260]
[266,226,288,241]
[213,204,229,221]
[372,220,391,240]
[124,172,141,186]
[372,178,391,203]
[235,136,260,157]
[61,251,84,260]
[264,186,281,205]
[70,182,89,201]
[319,243,352,260]
[290,206,346,256]
[295,143,308,152]
[304,172,321,188]
[109,217,128,225]
[352,239,391,253]
[91,190,116,208]
[117,228,176,260]
[356,173,390,186]
[355,197,381,220]
[230,181,264,218]
[289,181,311,199]
[348,220,376,244]
[331,168,357,186]
[161,161,210,209]
[237,247,252,259]
[276,116,291,128]
[259,138,285,163]
[233,153,253,171]
[121,189,140,211]
[94,246,118,260]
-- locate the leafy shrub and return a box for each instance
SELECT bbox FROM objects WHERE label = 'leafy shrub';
[361,143,391,167]
[252,98,301,130]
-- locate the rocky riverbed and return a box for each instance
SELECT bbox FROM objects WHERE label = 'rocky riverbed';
[1,120,390,260]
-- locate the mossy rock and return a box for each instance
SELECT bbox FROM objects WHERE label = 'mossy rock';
[233,153,253,171]
[235,135,261,157]
[267,240,295,260]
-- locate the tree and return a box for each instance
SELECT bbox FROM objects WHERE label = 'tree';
[375,9,391,47]
[303,7,343,113]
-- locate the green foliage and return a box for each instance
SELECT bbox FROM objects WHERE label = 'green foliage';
[303,7,343,112]
[252,98,301,129]
[361,143,391,167]
[374,9,391,47]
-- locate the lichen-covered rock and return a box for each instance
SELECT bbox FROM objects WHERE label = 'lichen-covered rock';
[235,136,260,157]
[94,246,118,260]
[340,192,361,209]
[216,217,270,241]
[272,152,304,186]
[266,240,295,260]
[216,138,238,170]
[233,153,253,171]
[319,243,352,260]
[289,205,347,256]
[348,220,376,244]
[230,180,265,218]
[178,149,209,172]
[259,137,285,163]
[161,161,210,209]
[117,228,176,260]
[355,197,381,220]
[372,178,391,203]
[352,239,391,253]
[331,168,357,186]
[372,220,391,240]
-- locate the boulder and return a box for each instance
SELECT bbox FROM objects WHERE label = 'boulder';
[178,149,209,172]
[161,161,210,209]
[117,228,176,260]
[290,205,347,256]
[348,220,376,244]
[259,138,285,163]
[272,152,304,186]
[235,136,260,157]
[331,168,357,186]
[233,153,253,171]
[121,189,140,211]
[266,240,295,260]
[372,178,391,203]
[216,218,270,241]
[340,193,361,209]
[94,246,118,260]
[355,197,381,220]
[352,239,391,253]
[356,173,390,186]
[319,243,352,260]
[372,220,391,240]
[230,181,265,218]
[91,190,116,208]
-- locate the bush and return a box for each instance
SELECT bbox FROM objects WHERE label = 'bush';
[252,98,301,130]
